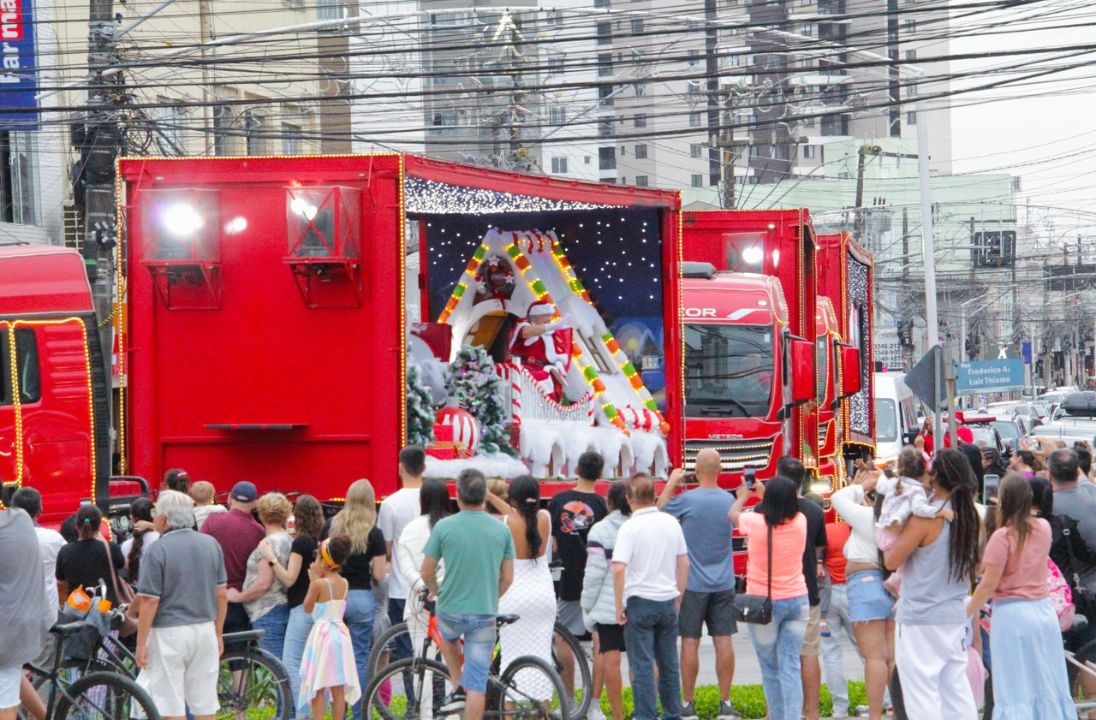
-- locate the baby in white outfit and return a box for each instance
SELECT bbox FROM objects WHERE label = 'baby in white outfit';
[875,448,952,596]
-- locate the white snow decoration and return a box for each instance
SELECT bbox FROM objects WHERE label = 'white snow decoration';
[519,421,566,477]
[628,430,669,477]
[411,356,449,406]
[423,452,528,480]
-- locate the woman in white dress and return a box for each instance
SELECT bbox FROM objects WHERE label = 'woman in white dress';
[488,475,555,700]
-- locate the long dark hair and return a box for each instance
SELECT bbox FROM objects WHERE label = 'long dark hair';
[127,497,155,582]
[998,473,1034,553]
[932,448,982,584]
[509,475,542,557]
[420,478,450,529]
[760,476,799,527]
[607,480,632,517]
[1029,475,1054,520]
[293,495,325,543]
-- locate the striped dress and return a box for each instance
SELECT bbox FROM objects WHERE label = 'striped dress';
[298,578,361,715]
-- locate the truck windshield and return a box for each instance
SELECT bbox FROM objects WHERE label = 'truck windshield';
[876,398,897,442]
[684,324,773,418]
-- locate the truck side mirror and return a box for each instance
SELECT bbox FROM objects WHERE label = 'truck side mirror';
[839,344,862,399]
[789,337,815,406]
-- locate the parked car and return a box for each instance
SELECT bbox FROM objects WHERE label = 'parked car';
[992,418,1025,450]
[1026,421,1096,449]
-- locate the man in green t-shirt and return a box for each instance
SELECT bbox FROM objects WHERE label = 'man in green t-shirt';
[423,469,514,720]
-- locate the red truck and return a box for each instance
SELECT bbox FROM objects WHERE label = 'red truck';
[0,243,114,524]
[112,155,684,501]
[816,232,874,492]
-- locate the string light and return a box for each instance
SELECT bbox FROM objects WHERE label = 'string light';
[405,177,612,215]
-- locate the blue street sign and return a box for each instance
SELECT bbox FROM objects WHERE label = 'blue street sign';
[1021,341,1033,365]
[0,0,38,129]
[956,358,1026,394]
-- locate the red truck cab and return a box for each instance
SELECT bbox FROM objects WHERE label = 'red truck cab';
[681,210,819,484]
[0,243,111,525]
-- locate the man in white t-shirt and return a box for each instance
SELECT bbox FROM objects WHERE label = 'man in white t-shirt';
[11,487,65,614]
[613,473,689,720]
[378,446,426,664]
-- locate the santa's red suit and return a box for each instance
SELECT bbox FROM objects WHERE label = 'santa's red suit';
[510,310,568,401]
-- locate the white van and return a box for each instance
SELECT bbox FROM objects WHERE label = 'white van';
[874,371,919,468]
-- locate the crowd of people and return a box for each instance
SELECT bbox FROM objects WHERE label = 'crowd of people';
[6,435,1096,720]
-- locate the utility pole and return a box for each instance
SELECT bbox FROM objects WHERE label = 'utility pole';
[75,0,120,409]
[704,0,720,189]
[853,145,880,241]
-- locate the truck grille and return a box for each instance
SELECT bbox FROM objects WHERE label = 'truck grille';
[683,438,776,472]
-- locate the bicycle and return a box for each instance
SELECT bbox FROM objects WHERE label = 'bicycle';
[363,611,570,720]
[20,616,161,720]
[1058,615,1096,718]
[37,590,291,720]
[369,617,591,718]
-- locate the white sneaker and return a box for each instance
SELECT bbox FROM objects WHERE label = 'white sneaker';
[586,703,606,720]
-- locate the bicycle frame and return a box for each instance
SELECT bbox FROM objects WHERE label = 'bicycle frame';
[1065,650,1096,715]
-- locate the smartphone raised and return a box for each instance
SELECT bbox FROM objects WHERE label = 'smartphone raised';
[983,474,1001,505]
[744,468,757,490]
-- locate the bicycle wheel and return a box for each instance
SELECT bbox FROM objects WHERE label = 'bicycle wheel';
[551,624,591,719]
[362,656,455,720]
[54,671,161,720]
[490,655,571,720]
[368,621,412,677]
[217,647,292,720]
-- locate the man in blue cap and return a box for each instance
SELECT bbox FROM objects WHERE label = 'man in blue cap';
[201,481,264,635]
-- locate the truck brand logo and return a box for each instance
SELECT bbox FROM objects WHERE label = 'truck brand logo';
[708,433,745,440]
[684,307,717,318]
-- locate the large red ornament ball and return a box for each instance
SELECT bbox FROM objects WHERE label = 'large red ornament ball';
[435,407,481,454]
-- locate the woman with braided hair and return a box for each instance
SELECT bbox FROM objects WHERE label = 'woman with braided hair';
[884,447,982,719]
[487,476,555,692]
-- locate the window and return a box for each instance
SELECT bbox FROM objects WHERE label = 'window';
[971,231,1016,268]
[0,132,36,225]
[585,156,591,165]
[594,0,609,7]
[620,146,626,157]
[634,82,646,97]
[0,328,40,405]
[690,143,703,158]
[689,112,701,127]
[691,174,703,188]
[635,144,648,159]
[600,177,616,184]
[724,0,739,5]
[802,144,816,159]
[599,146,616,170]
[619,177,627,184]
[801,115,815,128]
[688,50,700,67]
[282,123,303,155]
[597,21,612,43]
[727,55,741,67]
[598,53,613,77]
[634,113,647,128]
[212,105,232,155]
[598,85,615,106]
[549,105,567,125]
[905,49,916,61]
[635,175,649,186]
[905,19,916,34]
[155,99,184,154]
[801,23,812,36]
[551,156,569,173]
[246,112,269,155]
[599,119,613,137]
[548,56,564,74]
[631,18,644,33]
[549,9,563,25]
[906,111,917,125]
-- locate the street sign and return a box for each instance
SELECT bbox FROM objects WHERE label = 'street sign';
[956,358,1025,394]
[0,0,39,129]
[904,345,941,410]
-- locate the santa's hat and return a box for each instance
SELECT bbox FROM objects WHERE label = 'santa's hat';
[527,300,555,317]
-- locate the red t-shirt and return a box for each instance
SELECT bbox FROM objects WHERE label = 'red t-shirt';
[201,508,264,591]
[739,512,808,600]
[824,521,852,585]
[983,518,1052,602]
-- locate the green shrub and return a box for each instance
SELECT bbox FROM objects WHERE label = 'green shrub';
[596,682,868,719]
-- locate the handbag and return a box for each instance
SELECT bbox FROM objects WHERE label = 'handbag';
[732,523,773,625]
[102,536,139,637]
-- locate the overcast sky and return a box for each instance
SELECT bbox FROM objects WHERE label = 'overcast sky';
[949,2,1096,236]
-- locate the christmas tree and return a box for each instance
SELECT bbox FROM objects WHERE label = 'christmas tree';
[445,346,517,456]
[406,364,436,448]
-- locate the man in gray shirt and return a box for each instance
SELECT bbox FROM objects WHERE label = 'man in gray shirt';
[136,490,227,720]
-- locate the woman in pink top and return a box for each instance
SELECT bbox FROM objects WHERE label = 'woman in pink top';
[731,476,807,720]
[967,473,1074,719]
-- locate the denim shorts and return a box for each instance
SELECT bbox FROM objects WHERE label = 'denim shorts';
[846,569,895,623]
[436,612,497,694]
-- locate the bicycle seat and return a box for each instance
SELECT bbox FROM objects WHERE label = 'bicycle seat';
[497,614,521,627]
[51,621,89,638]
[223,629,267,645]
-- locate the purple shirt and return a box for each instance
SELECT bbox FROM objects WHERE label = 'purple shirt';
[201,508,264,591]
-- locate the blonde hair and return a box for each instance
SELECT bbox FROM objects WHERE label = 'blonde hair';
[189,481,216,506]
[331,479,377,554]
[257,492,292,527]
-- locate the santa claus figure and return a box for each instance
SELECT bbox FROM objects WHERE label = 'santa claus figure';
[510,300,569,401]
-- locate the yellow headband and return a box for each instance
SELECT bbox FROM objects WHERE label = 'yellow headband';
[320,541,340,570]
